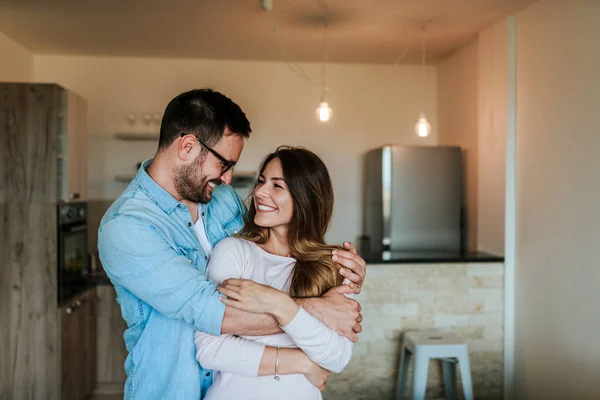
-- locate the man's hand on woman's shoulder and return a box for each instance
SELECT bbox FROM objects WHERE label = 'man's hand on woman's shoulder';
[332,241,366,294]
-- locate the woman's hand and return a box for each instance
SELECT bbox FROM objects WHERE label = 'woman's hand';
[304,361,330,391]
[218,279,299,326]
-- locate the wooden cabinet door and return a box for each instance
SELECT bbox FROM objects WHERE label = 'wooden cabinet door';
[83,289,98,395]
[96,285,128,387]
[60,289,96,400]
[0,83,62,203]
[65,91,88,201]
[60,302,83,400]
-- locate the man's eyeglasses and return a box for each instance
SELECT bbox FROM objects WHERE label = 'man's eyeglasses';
[181,133,236,175]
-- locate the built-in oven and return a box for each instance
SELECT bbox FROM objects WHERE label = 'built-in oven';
[57,202,90,305]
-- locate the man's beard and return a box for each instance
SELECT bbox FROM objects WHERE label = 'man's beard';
[174,155,220,204]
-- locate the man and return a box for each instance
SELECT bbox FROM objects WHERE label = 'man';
[98,89,366,399]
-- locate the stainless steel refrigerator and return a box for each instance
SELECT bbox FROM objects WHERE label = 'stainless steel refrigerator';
[362,145,464,259]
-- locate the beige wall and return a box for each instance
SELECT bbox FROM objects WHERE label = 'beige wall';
[477,20,508,255]
[33,55,438,245]
[515,1,600,399]
[437,40,479,251]
[0,32,33,81]
[437,18,508,255]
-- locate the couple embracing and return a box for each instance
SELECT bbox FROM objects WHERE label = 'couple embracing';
[98,88,367,400]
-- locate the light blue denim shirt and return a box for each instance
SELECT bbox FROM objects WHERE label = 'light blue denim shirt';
[98,159,247,400]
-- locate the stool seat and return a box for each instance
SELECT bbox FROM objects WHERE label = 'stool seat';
[404,331,464,346]
[396,331,474,400]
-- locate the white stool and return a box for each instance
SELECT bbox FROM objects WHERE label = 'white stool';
[396,331,474,400]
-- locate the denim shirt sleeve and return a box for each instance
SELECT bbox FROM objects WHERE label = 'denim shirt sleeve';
[98,214,226,335]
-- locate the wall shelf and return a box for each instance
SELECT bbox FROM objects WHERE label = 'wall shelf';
[114,175,134,183]
[114,171,257,187]
[115,132,159,141]
[231,172,256,187]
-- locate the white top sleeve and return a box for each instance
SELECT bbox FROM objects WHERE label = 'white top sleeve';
[194,331,266,377]
[281,305,353,373]
[203,237,246,285]
[194,238,266,377]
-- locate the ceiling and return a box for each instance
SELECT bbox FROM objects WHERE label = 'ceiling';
[0,0,536,64]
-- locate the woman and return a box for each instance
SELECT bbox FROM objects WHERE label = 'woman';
[194,146,353,400]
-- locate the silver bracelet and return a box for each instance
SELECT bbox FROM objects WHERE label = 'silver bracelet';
[274,347,280,381]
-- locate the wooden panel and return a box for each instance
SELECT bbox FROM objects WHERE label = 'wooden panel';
[85,288,98,395]
[66,91,88,201]
[0,83,62,204]
[77,93,88,201]
[96,285,128,386]
[0,204,58,400]
[0,83,91,400]
[60,301,80,400]
[0,83,62,400]
[59,288,97,400]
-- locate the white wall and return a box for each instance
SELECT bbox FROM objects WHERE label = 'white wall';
[437,39,479,251]
[33,55,437,244]
[515,1,600,399]
[0,32,33,81]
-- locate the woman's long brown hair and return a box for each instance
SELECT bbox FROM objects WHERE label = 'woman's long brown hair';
[238,146,343,298]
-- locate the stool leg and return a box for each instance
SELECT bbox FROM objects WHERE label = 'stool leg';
[410,351,429,400]
[397,347,412,400]
[441,359,457,400]
[396,347,412,400]
[457,349,474,400]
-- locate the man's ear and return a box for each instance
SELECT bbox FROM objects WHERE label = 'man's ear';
[178,134,197,161]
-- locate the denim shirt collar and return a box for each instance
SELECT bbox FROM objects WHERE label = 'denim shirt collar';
[135,159,181,215]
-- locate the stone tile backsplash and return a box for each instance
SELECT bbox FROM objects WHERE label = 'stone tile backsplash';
[324,263,505,400]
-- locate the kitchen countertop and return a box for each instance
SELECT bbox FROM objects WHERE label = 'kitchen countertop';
[363,250,504,264]
[89,251,112,286]
[89,249,504,287]
[90,270,112,286]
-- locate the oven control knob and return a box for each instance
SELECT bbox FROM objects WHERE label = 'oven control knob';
[66,307,73,315]
[67,209,75,220]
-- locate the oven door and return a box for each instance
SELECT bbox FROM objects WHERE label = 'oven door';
[58,222,90,304]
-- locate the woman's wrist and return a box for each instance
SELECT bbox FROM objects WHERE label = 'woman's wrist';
[271,293,300,326]
[297,350,314,374]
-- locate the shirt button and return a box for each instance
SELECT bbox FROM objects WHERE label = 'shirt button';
[187,222,192,227]
[206,372,211,377]
[188,259,192,264]
[233,230,238,234]
[202,212,205,217]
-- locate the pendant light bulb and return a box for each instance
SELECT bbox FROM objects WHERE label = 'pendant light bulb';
[415,22,432,138]
[316,98,332,122]
[415,112,431,137]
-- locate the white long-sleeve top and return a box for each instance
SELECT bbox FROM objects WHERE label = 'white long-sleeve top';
[194,237,353,400]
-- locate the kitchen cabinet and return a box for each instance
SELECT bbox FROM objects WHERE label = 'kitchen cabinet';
[0,83,88,399]
[96,285,128,391]
[60,288,97,400]
[59,90,88,202]
[0,83,88,203]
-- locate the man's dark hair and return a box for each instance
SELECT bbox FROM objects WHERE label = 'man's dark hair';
[158,88,251,150]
